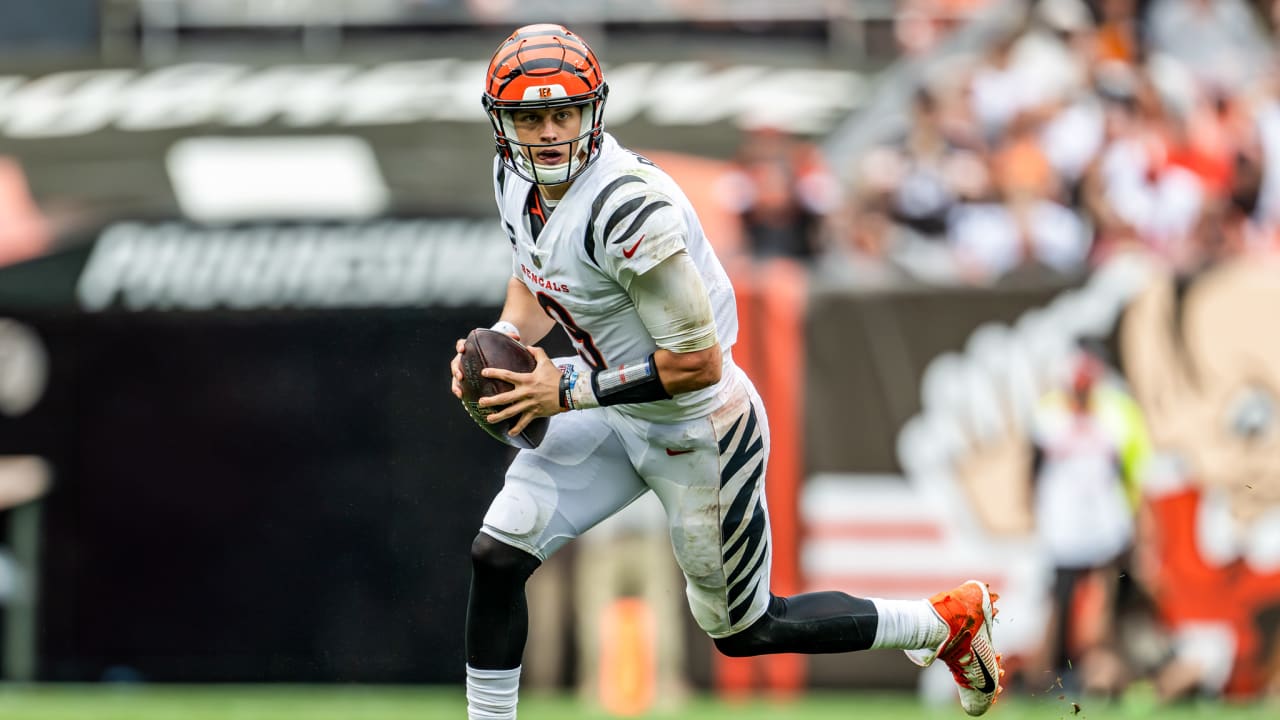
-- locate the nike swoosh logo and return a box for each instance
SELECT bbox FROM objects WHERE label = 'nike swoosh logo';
[665,448,694,456]
[973,638,997,694]
[622,234,645,259]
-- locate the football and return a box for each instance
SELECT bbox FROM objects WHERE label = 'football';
[459,328,549,449]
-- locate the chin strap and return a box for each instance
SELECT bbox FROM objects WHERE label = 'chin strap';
[517,145,593,186]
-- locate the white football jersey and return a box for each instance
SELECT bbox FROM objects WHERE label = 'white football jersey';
[493,132,739,422]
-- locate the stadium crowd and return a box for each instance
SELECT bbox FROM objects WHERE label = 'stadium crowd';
[718,0,1280,287]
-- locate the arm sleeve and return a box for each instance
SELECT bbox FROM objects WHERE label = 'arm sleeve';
[625,250,718,354]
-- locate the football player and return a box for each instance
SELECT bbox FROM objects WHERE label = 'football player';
[449,23,1003,719]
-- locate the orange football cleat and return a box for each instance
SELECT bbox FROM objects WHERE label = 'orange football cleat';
[905,580,1003,716]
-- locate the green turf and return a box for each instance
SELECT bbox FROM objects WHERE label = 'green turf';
[0,685,1275,720]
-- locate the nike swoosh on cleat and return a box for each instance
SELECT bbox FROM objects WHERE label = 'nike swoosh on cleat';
[665,448,694,456]
[622,234,645,258]
[974,644,997,694]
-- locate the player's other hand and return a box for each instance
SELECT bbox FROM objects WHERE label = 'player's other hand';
[479,346,566,434]
[450,338,466,399]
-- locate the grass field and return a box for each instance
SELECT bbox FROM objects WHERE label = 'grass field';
[0,686,1276,720]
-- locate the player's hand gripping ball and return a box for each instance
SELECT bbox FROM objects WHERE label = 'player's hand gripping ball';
[459,328,549,449]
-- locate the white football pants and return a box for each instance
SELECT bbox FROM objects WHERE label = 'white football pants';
[479,362,772,638]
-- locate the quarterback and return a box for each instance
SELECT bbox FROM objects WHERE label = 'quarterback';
[449,24,1003,719]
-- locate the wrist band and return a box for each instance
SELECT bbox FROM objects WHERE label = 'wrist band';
[593,354,671,406]
[560,355,673,411]
[558,365,577,411]
[569,367,596,410]
[571,354,671,409]
[490,320,521,341]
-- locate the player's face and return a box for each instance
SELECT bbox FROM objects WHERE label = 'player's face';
[509,106,583,166]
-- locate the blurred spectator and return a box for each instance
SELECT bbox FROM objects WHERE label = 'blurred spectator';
[1038,94,1107,207]
[895,0,995,56]
[1095,0,1141,64]
[718,126,839,261]
[1012,0,1096,106]
[967,0,1093,148]
[1144,0,1271,90]
[968,30,1033,145]
[836,82,984,282]
[857,87,986,242]
[937,0,1099,280]
[1079,62,1209,269]
[1023,0,1107,200]
[1246,55,1280,254]
[1027,341,1151,695]
[948,109,1091,280]
[832,0,1280,285]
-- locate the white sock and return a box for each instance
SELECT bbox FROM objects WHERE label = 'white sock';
[868,598,948,651]
[466,664,521,720]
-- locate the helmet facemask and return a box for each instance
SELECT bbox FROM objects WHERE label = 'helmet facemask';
[486,90,607,186]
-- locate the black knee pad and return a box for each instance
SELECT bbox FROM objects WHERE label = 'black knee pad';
[470,532,541,582]
[712,595,782,657]
[713,633,755,658]
[714,619,770,657]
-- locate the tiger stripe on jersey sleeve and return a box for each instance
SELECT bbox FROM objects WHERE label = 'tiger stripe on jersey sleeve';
[583,175,644,266]
[595,180,686,277]
[602,196,644,241]
[609,198,673,248]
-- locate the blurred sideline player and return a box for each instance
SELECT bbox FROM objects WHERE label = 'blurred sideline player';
[448,24,1004,719]
[1029,342,1149,694]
